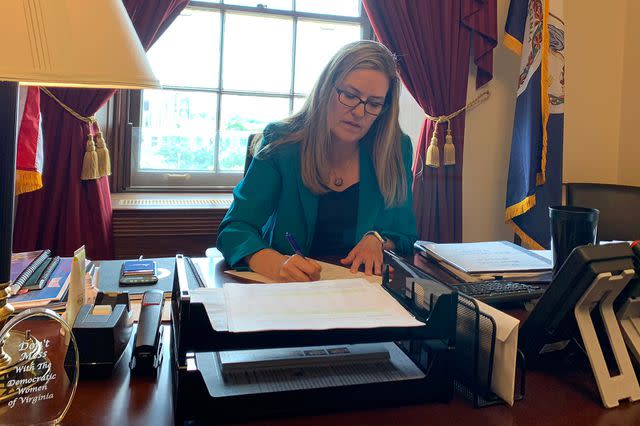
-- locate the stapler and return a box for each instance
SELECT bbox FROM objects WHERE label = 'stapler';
[72,292,133,377]
[130,289,164,376]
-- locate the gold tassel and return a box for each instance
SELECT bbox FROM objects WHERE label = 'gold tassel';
[444,122,456,166]
[425,127,440,168]
[81,133,100,180]
[95,126,111,177]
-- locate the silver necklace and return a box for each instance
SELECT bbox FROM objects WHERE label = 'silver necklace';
[332,153,357,187]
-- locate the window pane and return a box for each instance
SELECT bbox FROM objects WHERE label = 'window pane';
[139,90,218,171]
[294,20,361,94]
[219,95,290,171]
[223,13,293,92]
[293,96,306,114]
[295,0,360,17]
[224,0,292,10]
[146,9,220,88]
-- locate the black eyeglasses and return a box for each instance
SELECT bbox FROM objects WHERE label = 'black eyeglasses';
[335,88,386,116]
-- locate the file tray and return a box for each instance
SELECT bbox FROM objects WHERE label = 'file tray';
[170,255,458,424]
[386,253,525,408]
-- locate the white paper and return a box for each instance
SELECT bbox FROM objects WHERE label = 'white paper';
[416,240,551,273]
[224,260,382,284]
[222,278,423,332]
[218,343,390,373]
[191,287,228,331]
[474,299,520,405]
[65,246,87,327]
[199,342,425,398]
[531,249,553,262]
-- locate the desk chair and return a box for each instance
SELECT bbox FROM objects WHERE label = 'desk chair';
[565,182,640,242]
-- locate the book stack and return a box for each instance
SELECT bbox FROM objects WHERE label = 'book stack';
[9,250,72,312]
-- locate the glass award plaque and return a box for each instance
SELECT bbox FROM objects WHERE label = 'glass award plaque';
[0,308,79,425]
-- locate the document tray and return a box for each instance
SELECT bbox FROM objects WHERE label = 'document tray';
[386,252,526,407]
[170,254,458,424]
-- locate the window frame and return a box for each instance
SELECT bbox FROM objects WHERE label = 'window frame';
[110,1,373,193]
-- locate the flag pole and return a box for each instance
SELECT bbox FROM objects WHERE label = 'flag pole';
[0,81,19,365]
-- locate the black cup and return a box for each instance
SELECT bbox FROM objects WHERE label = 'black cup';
[549,206,599,277]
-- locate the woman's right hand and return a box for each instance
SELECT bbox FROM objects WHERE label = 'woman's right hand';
[247,249,322,282]
[278,254,322,282]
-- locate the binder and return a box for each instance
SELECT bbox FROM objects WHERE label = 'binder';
[9,257,72,311]
[170,254,459,423]
[9,249,51,290]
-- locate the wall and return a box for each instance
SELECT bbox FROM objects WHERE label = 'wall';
[398,0,518,242]
[563,0,626,184]
[618,0,640,186]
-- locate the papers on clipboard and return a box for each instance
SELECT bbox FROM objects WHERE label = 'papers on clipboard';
[415,241,552,274]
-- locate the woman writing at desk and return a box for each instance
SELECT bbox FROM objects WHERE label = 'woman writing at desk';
[217,41,417,282]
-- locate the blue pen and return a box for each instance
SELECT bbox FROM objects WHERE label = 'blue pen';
[285,232,305,257]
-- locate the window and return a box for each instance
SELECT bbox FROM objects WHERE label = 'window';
[127,1,369,190]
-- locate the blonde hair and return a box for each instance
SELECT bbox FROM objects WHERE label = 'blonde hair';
[253,40,406,207]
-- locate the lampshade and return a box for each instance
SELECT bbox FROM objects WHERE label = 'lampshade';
[0,0,159,89]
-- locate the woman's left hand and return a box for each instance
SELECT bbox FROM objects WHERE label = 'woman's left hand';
[340,234,384,276]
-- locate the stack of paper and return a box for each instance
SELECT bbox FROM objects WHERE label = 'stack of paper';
[191,278,424,333]
[9,257,72,311]
[415,240,552,283]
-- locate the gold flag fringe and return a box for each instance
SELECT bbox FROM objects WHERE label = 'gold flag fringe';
[15,170,43,195]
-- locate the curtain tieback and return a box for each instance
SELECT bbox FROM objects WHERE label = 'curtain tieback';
[40,88,111,181]
[424,91,490,168]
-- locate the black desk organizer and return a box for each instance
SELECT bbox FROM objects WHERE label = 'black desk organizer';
[170,254,459,424]
[387,253,526,408]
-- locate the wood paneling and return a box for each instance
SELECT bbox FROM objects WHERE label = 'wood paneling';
[112,208,227,259]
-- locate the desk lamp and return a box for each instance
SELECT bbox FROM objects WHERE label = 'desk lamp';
[0,0,159,371]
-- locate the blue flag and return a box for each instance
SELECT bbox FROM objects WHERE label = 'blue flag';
[504,0,565,249]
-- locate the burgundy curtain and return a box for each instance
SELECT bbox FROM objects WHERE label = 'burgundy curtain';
[363,0,496,242]
[13,0,189,260]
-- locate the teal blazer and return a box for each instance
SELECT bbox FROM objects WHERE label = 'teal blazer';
[217,127,418,267]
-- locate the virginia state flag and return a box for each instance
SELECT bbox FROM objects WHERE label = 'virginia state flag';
[16,86,44,195]
[504,0,565,249]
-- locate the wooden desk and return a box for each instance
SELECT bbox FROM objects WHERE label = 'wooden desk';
[62,253,640,425]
